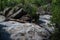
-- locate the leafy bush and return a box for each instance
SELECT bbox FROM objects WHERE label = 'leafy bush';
[0,0,21,11]
[51,0,60,25]
[50,0,60,40]
[0,0,51,22]
[0,0,51,11]
[0,0,40,22]
[50,28,60,40]
[33,0,51,7]
[22,1,39,22]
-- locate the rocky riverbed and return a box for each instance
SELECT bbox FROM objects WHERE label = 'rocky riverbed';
[0,14,54,40]
[0,3,54,40]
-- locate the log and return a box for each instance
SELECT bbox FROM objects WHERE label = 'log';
[3,7,12,16]
[9,8,23,18]
[7,8,14,17]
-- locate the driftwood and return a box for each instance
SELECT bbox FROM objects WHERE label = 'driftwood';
[5,18,28,23]
[6,8,15,17]
[9,8,23,18]
[3,7,12,16]
[0,4,37,23]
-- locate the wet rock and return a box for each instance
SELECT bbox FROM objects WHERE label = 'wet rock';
[0,24,11,40]
[0,11,3,15]
[0,21,54,40]
[0,15,6,22]
[39,15,54,33]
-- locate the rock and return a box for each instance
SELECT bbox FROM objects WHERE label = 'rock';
[0,24,11,40]
[39,15,54,33]
[0,11,3,15]
[0,21,54,40]
[0,15,6,22]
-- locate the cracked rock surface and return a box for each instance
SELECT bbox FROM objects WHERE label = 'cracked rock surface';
[0,21,54,40]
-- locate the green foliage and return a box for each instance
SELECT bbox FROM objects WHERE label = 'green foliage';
[0,0,21,11]
[51,0,60,24]
[24,4,37,16]
[33,0,51,7]
[0,0,51,22]
[0,0,51,11]
[50,28,60,40]
[50,0,60,40]
[0,0,40,22]
[22,1,39,22]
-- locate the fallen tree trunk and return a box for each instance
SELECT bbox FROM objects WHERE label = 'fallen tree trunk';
[9,8,23,18]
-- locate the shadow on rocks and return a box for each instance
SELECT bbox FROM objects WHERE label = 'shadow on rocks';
[0,24,11,40]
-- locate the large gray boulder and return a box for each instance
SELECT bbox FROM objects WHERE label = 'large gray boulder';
[0,21,54,40]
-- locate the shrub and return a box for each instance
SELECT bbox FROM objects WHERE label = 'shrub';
[50,0,60,40]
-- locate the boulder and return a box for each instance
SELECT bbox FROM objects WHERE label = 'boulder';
[0,21,54,40]
[0,15,6,22]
